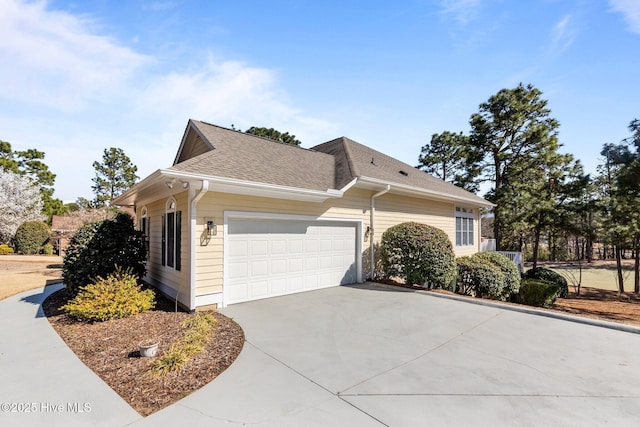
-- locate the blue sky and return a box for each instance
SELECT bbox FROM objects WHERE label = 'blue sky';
[1,0,638,202]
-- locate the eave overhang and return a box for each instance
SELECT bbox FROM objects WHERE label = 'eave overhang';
[352,176,495,208]
[112,169,344,207]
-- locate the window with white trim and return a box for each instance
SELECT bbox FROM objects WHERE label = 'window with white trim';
[139,206,149,256]
[162,198,182,270]
[455,206,474,247]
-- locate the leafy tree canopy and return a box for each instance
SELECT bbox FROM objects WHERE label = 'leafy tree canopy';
[92,147,139,207]
[467,83,562,250]
[245,127,302,146]
[417,131,479,192]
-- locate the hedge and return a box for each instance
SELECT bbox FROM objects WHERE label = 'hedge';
[472,252,520,299]
[12,221,50,255]
[62,212,147,296]
[523,267,568,298]
[456,256,505,300]
[517,279,561,307]
[380,222,456,289]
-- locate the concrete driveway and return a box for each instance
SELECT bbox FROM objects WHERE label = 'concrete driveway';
[2,283,639,426]
[138,283,640,426]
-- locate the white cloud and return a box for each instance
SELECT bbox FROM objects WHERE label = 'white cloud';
[0,0,334,201]
[0,0,150,110]
[551,14,577,54]
[609,0,640,34]
[439,0,483,24]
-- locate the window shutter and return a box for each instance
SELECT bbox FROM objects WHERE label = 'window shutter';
[175,211,182,271]
[146,217,151,257]
[161,214,166,266]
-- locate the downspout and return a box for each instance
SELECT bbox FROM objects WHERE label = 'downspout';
[189,180,209,310]
[370,185,391,280]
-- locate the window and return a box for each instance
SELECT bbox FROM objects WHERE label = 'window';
[455,207,474,247]
[139,206,149,256]
[162,198,182,270]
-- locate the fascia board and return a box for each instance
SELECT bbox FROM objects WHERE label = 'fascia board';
[356,176,495,207]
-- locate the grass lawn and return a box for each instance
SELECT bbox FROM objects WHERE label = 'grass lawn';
[530,259,637,293]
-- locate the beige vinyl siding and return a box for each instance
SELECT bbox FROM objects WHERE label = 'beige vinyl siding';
[143,191,190,305]
[192,188,477,297]
[374,193,454,242]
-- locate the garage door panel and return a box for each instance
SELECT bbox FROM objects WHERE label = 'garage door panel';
[226,218,358,304]
[289,258,304,273]
[250,240,268,256]
[287,277,304,292]
[271,259,287,274]
[289,239,304,255]
[304,257,318,270]
[228,241,248,257]
[319,239,333,252]
[228,283,248,301]
[250,281,268,298]
[304,275,318,290]
[271,278,287,294]
[270,240,287,255]
[250,260,269,277]
[228,261,248,279]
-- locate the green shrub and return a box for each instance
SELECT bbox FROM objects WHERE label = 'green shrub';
[42,243,54,255]
[0,244,14,255]
[523,267,568,298]
[456,256,505,300]
[517,279,561,307]
[380,222,456,289]
[63,212,147,296]
[12,221,50,255]
[472,252,521,299]
[62,267,155,322]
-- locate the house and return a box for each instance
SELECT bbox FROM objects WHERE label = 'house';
[51,208,134,256]
[113,119,492,310]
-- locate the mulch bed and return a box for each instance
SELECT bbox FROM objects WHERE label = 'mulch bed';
[43,289,244,416]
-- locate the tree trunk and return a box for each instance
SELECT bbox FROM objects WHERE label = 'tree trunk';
[615,245,624,293]
[635,237,639,294]
[532,226,541,269]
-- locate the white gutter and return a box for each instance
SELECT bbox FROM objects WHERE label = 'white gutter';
[188,180,209,310]
[370,184,391,280]
[358,176,494,208]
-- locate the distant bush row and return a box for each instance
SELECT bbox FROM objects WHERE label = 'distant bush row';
[379,222,567,308]
[0,221,53,255]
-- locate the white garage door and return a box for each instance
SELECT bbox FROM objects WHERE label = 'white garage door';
[226,218,358,304]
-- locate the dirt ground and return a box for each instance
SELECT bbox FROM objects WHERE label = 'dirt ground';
[0,255,63,300]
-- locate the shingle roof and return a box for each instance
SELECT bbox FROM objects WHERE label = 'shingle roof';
[170,120,336,192]
[169,120,489,206]
[312,137,489,204]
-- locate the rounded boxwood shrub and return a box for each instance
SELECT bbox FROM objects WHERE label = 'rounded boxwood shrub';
[472,252,520,299]
[62,267,155,322]
[456,256,505,300]
[523,267,568,298]
[63,212,147,296]
[517,279,561,307]
[380,222,456,288]
[12,221,50,255]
